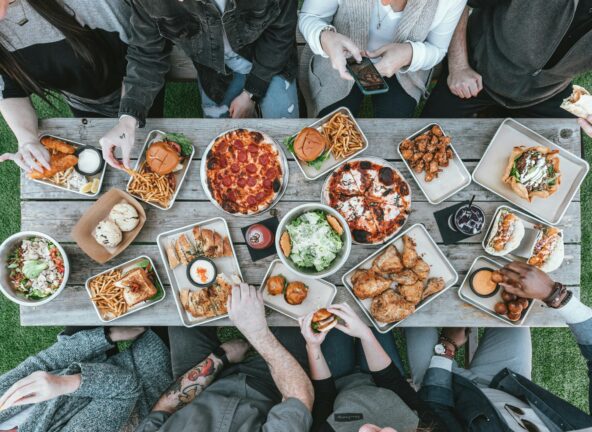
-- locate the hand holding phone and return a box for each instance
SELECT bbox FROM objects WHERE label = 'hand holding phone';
[346,57,389,95]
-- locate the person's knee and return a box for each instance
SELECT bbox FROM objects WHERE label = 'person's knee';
[260,77,299,118]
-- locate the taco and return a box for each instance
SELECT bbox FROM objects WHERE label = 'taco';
[560,85,592,119]
[527,227,564,273]
[485,209,525,256]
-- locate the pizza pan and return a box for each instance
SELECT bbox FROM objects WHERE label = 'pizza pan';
[472,118,588,225]
[30,134,107,197]
[458,256,535,326]
[200,128,289,217]
[126,130,195,211]
[285,106,368,181]
[321,156,412,245]
[260,259,337,321]
[156,217,243,327]
[397,123,471,205]
[341,223,458,333]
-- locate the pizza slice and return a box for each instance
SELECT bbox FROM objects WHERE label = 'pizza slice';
[355,161,379,193]
[334,196,380,243]
[331,164,364,196]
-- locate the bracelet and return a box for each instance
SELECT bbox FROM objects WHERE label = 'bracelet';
[439,335,459,352]
[557,290,574,309]
[544,282,568,308]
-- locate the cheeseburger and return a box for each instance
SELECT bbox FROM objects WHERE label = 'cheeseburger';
[311,308,337,333]
[146,140,182,175]
[294,128,328,162]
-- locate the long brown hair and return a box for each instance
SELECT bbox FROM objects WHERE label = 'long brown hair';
[0,0,110,102]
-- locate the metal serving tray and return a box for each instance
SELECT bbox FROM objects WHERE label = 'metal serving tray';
[156,217,243,327]
[285,107,368,181]
[397,123,471,205]
[85,255,166,323]
[260,259,337,321]
[200,128,289,216]
[126,130,195,210]
[472,118,589,225]
[31,134,107,197]
[458,255,535,326]
[342,223,458,333]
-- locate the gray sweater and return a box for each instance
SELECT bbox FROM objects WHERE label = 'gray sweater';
[0,329,171,432]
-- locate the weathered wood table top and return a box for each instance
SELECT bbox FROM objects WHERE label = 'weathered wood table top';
[20,118,583,327]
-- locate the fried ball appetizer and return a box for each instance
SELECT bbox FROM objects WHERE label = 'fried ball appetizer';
[494,302,508,315]
[351,269,391,300]
[370,289,415,323]
[266,275,286,296]
[284,281,308,305]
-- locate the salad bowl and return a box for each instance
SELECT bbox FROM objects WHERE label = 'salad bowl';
[276,203,352,279]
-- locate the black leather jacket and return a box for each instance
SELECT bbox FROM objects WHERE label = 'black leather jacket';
[120,0,298,125]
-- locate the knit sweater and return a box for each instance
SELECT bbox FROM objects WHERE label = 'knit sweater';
[0,329,172,432]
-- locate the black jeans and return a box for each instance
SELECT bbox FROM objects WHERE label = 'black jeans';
[421,64,575,118]
[168,326,308,402]
[318,74,417,118]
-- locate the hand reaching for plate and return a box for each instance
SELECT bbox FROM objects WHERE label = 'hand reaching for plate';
[228,283,268,341]
[0,141,50,173]
[498,261,555,300]
[100,115,137,170]
[328,303,372,340]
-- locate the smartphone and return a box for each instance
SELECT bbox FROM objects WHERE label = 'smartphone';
[346,57,389,95]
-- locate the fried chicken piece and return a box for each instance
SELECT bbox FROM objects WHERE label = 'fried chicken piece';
[412,160,425,174]
[390,269,419,285]
[40,136,76,154]
[431,125,443,136]
[401,235,418,268]
[371,289,415,323]
[372,245,404,274]
[28,153,78,179]
[400,139,413,151]
[401,148,413,160]
[422,277,446,300]
[352,269,391,300]
[399,281,424,304]
[412,257,430,281]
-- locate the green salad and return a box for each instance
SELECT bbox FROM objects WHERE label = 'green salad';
[286,211,343,271]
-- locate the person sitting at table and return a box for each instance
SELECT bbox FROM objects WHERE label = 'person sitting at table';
[136,283,314,432]
[406,261,592,431]
[100,0,299,170]
[0,0,163,174]
[0,327,171,432]
[298,0,466,118]
[421,0,592,135]
[298,302,446,432]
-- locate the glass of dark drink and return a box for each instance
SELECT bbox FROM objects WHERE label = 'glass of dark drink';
[453,203,485,236]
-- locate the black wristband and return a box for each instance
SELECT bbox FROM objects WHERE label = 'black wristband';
[213,346,229,368]
[544,282,567,308]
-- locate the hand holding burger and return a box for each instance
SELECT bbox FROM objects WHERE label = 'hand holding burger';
[328,303,372,340]
[298,309,337,347]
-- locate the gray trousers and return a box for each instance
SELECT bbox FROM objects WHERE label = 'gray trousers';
[405,327,532,388]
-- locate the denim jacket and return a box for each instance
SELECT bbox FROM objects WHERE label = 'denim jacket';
[120,0,298,126]
[419,317,592,431]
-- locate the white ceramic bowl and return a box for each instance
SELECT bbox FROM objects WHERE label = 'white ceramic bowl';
[0,231,69,306]
[276,204,352,279]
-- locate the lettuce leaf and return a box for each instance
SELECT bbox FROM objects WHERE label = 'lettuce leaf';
[165,133,193,156]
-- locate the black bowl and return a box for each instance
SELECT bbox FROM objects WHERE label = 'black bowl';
[469,267,500,298]
[74,146,104,177]
[186,256,218,288]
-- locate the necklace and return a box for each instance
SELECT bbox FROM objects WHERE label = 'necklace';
[8,0,29,26]
[376,1,389,29]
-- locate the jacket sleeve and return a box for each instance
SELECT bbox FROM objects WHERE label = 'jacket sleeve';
[119,0,172,127]
[262,397,313,432]
[67,362,141,400]
[0,328,113,394]
[135,412,171,432]
[311,378,337,432]
[243,0,298,101]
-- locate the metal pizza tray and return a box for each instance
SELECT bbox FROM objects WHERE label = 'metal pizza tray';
[200,128,289,217]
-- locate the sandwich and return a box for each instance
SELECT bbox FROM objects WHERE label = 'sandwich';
[114,268,158,307]
[165,241,180,269]
[192,226,232,258]
[146,141,182,175]
[311,308,337,333]
[485,209,525,256]
[293,128,328,163]
[502,146,561,202]
[208,274,232,315]
[527,227,564,273]
[175,234,196,265]
[561,85,592,119]
[180,288,216,318]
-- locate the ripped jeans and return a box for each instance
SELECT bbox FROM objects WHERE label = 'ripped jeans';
[199,73,299,119]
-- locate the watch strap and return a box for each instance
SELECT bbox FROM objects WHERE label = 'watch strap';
[544,282,568,308]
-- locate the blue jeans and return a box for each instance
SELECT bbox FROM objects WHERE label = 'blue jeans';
[199,73,299,119]
[321,329,405,379]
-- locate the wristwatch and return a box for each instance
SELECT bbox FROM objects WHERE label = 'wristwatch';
[434,342,455,360]
[544,282,571,308]
[213,346,230,368]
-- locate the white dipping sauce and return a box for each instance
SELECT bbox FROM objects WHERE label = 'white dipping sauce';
[77,149,101,174]
[189,259,216,285]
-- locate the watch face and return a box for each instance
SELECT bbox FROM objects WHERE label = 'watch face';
[434,344,445,355]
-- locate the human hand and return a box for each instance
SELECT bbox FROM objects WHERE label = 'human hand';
[497,261,556,300]
[99,116,137,170]
[578,115,592,138]
[366,43,413,78]
[327,303,371,340]
[359,425,397,432]
[229,91,256,119]
[298,312,328,348]
[441,327,468,351]
[108,327,146,343]
[0,141,50,173]
[320,30,362,81]
[228,283,268,340]
[447,65,483,99]
[220,339,250,364]
[0,371,80,411]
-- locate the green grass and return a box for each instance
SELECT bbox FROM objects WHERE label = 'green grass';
[1,78,591,411]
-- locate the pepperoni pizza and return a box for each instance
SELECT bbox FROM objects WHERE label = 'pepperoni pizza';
[204,129,285,215]
[325,159,411,244]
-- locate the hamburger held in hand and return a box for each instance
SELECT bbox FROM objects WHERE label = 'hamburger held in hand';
[311,308,338,333]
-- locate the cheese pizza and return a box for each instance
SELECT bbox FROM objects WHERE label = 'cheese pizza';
[325,159,411,244]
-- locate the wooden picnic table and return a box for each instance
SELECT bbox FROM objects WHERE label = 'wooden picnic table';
[19,118,583,328]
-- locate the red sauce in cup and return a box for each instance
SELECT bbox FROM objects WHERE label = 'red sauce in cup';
[246,224,274,250]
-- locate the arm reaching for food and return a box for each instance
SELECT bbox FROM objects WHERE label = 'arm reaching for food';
[0,97,50,172]
[99,115,137,170]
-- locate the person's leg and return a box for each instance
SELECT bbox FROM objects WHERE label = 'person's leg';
[318,85,365,118]
[150,326,170,349]
[467,327,532,386]
[515,84,575,118]
[358,329,405,375]
[198,73,246,119]
[168,326,220,379]
[320,329,357,379]
[259,76,299,119]
[404,327,439,388]
[372,76,417,118]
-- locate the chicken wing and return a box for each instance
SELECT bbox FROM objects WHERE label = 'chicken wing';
[412,257,430,281]
[372,245,404,274]
[399,281,424,304]
[422,277,445,300]
[390,269,418,285]
[370,289,415,323]
[401,235,418,268]
[352,269,391,300]
[28,153,78,179]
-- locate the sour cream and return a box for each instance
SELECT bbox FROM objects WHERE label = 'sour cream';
[76,148,102,175]
[187,258,217,286]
